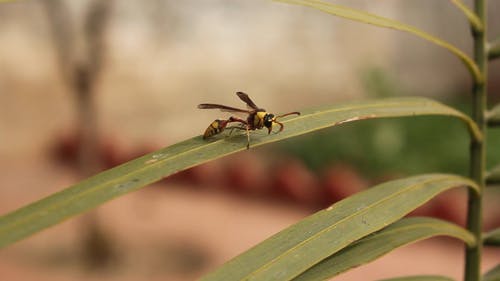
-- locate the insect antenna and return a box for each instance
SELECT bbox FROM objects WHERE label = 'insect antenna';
[276,111,301,119]
[273,111,300,132]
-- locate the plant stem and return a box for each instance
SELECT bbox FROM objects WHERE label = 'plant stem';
[465,1,487,281]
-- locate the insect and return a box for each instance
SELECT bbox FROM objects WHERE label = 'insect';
[198,91,300,149]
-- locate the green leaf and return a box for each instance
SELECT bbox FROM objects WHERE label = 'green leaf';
[484,228,500,246]
[377,275,455,281]
[201,174,478,281]
[293,217,474,281]
[274,0,483,83]
[483,264,500,281]
[486,165,500,185]
[0,97,480,248]
[449,0,483,32]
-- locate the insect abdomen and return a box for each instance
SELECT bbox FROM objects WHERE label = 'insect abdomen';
[203,119,225,139]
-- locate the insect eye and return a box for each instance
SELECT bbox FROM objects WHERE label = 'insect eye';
[264,114,274,127]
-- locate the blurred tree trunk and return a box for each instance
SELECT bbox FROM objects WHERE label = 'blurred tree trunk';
[42,0,115,270]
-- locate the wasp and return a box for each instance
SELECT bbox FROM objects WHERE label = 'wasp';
[198,92,300,149]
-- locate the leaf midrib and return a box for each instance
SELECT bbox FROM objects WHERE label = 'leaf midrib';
[0,99,478,245]
[351,221,474,247]
[242,176,462,280]
[0,137,225,235]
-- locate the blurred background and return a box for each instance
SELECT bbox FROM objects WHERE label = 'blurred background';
[1,0,499,280]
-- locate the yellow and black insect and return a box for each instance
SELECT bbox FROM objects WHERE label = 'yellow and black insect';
[198,92,300,149]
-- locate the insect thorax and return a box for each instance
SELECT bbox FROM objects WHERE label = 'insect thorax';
[249,111,267,129]
[247,111,274,130]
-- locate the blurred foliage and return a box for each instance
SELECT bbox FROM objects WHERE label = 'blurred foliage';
[279,67,500,177]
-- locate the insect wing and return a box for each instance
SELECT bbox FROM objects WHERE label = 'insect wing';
[198,103,250,114]
[236,92,263,111]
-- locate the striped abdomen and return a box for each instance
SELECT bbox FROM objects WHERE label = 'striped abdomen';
[203,119,225,139]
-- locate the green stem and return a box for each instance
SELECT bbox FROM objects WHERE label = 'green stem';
[450,0,483,33]
[465,1,487,281]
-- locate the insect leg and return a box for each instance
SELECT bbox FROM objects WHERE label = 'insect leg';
[245,126,251,149]
[227,125,247,136]
[226,116,252,149]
